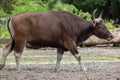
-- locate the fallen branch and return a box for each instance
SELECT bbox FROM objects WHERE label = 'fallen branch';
[80,28,120,47]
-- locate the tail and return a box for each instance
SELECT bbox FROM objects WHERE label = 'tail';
[7,18,15,50]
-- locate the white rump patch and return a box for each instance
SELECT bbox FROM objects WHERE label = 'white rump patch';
[9,18,14,37]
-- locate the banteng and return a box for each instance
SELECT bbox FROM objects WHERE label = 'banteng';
[0,10,113,71]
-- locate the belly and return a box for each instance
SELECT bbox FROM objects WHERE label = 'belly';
[26,40,68,51]
[27,40,61,48]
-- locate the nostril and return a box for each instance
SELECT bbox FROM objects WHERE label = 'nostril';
[109,35,113,39]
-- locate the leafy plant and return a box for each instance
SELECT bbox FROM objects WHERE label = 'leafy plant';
[53,1,79,13]
[52,1,91,21]
[78,10,91,21]
[0,8,10,17]
[0,24,10,38]
[105,19,116,30]
[12,0,49,15]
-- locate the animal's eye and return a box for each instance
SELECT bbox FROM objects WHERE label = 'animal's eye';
[100,28,103,30]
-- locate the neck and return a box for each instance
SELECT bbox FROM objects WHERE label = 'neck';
[76,22,94,44]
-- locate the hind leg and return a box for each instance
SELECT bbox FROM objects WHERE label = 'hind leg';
[0,41,13,70]
[13,40,26,70]
[14,52,22,70]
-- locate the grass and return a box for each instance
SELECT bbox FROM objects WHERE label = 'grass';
[82,54,120,60]
[0,53,120,64]
[0,24,10,38]
[0,44,5,48]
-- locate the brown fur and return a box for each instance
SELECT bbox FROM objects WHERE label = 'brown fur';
[0,11,113,70]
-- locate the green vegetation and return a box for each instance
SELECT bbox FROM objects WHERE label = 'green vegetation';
[62,0,120,19]
[0,8,10,17]
[0,0,119,38]
[0,44,5,48]
[82,54,120,61]
[12,0,49,14]
[105,20,116,30]
[0,24,10,38]
[1,54,120,63]
[1,0,120,19]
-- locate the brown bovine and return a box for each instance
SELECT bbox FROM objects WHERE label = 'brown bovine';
[0,10,113,71]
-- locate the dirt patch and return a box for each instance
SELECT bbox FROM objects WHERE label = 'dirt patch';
[0,47,120,80]
[0,62,120,80]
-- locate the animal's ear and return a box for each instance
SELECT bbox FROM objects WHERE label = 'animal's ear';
[92,20,96,27]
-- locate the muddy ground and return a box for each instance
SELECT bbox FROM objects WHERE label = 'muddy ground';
[0,47,120,80]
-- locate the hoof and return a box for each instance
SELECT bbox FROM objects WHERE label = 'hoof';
[81,67,87,72]
[16,68,21,71]
[54,68,61,72]
[0,64,5,70]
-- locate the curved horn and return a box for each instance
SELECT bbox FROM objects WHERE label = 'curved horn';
[92,9,97,20]
[98,10,103,19]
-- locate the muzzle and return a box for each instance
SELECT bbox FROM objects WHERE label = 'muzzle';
[107,35,113,41]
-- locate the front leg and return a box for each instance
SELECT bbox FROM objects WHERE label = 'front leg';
[64,39,87,71]
[75,53,87,71]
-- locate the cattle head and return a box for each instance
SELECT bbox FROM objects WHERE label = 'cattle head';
[91,9,113,41]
